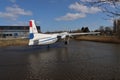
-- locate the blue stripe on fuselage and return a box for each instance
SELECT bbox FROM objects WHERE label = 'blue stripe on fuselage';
[29,33,34,39]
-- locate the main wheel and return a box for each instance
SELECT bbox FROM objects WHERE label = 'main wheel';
[64,40,69,45]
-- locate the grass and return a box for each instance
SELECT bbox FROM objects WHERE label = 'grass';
[75,35,120,44]
[0,39,29,47]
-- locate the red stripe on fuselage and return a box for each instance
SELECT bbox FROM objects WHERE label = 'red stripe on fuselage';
[29,21,32,27]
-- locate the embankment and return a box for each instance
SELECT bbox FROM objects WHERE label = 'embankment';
[75,36,120,44]
[0,39,29,47]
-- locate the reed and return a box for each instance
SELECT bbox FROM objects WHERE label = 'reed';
[75,36,120,44]
[0,39,29,47]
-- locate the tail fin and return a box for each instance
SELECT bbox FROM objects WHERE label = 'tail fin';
[29,20,38,45]
[29,20,38,34]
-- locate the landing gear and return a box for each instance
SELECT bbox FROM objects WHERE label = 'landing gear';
[64,40,69,45]
[47,45,50,48]
[64,36,69,45]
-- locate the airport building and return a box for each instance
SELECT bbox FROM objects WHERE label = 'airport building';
[113,19,120,33]
[0,26,40,38]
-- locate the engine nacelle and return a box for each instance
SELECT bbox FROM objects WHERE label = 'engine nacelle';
[57,36,62,41]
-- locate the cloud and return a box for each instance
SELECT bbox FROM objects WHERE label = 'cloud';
[80,0,120,3]
[55,13,86,21]
[56,2,101,21]
[0,5,32,20]
[10,0,16,3]
[80,0,93,2]
[69,2,101,14]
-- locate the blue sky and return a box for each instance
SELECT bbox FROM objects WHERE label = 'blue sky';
[0,0,113,32]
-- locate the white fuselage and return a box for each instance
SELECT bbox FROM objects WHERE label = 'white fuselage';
[29,33,59,45]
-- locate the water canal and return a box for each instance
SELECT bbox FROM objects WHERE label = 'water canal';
[0,40,120,80]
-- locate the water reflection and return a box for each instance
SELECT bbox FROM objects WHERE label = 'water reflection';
[28,47,70,80]
[0,41,120,80]
[26,41,120,80]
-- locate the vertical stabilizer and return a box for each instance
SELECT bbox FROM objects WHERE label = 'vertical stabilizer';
[29,20,38,34]
[29,20,38,45]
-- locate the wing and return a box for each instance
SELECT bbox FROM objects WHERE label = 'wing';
[56,32,100,39]
[69,32,100,36]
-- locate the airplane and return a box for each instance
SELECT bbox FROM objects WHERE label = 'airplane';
[29,20,100,46]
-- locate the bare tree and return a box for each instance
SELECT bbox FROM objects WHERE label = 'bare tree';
[80,0,120,38]
[80,0,120,18]
[81,27,90,32]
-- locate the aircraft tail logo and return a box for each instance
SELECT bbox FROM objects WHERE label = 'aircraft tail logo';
[29,20,39,39]
[29,20,38,34]
[29,20,39,45]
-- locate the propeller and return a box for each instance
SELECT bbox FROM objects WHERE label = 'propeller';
[57,32,73,45]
